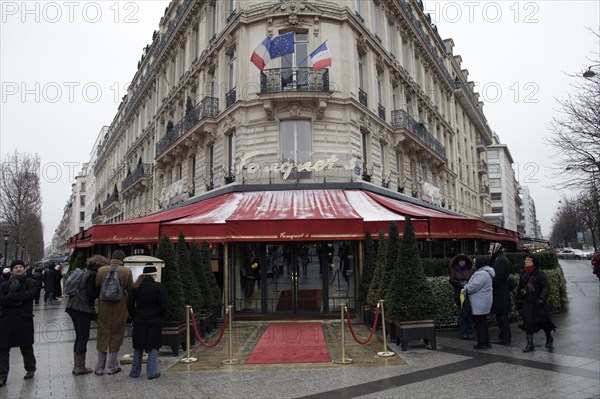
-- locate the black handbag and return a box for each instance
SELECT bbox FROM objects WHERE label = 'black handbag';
[461,291,472,319]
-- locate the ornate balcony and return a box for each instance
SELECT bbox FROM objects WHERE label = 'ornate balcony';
[226,87,236,108]
[478,160,488,175]
[91,208,103,225]
[155,96,218,158]
[378,103,386,121]
[260,68,329,93]
[102,192,121,215]
[391,109,446,161]
[122,163,153,194]
[358,88,368,107]
[480,185,490,195]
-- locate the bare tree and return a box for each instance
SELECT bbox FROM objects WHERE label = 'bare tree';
[546,30,600,244]
[0,151,44,263]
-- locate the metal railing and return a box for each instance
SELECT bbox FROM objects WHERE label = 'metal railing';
[226,87,236,108]
[391,109,446,160]
[359,88,368,107]
[155,96,219,157]
[103,192,119,209]
[378,104,386,121]
[260,68,329,93]
[122,163,153,192]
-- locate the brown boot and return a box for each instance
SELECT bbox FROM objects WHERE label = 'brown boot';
[74,352,93,375]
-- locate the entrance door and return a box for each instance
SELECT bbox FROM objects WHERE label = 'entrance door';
[266,243,324,314]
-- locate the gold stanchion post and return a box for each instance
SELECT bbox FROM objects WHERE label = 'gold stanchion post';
[179,305,198,363]
[222,305,239,365]
[377,300,395,357]
[334,304,352,364]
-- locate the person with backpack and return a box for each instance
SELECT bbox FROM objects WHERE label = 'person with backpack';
[94,250,133,376]
[126,264,167,380]
[65,255,108,376]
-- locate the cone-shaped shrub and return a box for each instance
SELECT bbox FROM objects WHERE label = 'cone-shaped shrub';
[359,232,376,305]
[385,216,435,321]
[381,222,400,298]
[200,241,222,309]
[367,231,387,305]
[189,241,205,309]
[156,234,186,323]
[177,234,203,312]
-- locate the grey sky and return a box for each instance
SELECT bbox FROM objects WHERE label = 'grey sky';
[1,1,598,246]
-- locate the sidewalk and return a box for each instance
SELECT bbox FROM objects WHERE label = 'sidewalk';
[1,259,598,398]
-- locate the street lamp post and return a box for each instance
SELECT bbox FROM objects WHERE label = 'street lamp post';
[3,233,9,268]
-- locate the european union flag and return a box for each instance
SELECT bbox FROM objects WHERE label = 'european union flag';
[268,32,295,59]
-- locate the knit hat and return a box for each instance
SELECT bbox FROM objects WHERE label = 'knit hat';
[490,242,503,255]
[142,265,157,275]
[10,259,25,270]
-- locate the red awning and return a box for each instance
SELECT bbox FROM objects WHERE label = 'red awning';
[69,188,519,246]
[225,190,364,241]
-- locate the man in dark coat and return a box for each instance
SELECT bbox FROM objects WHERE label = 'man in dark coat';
[43,262,61,304]
[0,259,40,387]
[126,264,167,379]
[489,242,512,344]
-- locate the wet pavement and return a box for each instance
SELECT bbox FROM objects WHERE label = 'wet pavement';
[1,259,598,398]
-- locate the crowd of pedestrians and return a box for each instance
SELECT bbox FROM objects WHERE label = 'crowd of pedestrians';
[450,242,561,353]
[0,250,167,389]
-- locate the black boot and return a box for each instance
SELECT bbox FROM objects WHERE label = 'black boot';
[523,335,535,352]
[545,332,554,349]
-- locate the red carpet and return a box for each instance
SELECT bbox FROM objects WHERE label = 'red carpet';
[275,289,323,312]
[244,323,331,364]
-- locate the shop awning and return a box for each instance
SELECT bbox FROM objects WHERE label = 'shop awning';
[69,188,519,247]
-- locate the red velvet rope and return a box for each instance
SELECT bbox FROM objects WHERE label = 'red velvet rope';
[345,306,380,345]
[189,309,229,348]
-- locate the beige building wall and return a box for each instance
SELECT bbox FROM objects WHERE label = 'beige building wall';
[91,0,496,225]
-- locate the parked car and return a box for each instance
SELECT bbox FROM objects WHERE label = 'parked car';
[557,248,586,260]
[581,249,594,260]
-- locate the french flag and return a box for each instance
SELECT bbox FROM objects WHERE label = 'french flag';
[309,41,332,71]
[250,36,272,71]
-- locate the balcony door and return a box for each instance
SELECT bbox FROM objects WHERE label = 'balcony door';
[281,32,308,90]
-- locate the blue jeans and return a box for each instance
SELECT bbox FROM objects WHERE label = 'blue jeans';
[130,349,159,378]
[457,306,473,336]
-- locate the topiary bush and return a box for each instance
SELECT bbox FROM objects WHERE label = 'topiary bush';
[367,231,387,305]
[428,276,456,327]
[176,234,203,313]
[156,234,186,323]
[359,232,376,306]
[200,241,221,309]
[385,217,435,321]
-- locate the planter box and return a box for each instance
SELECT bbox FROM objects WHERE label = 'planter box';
[161,322,187,357]
[394,319,437,351]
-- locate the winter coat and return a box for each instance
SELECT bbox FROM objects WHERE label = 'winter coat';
[127,278,167,351]
[491,253,511,315]
[43,268,61,293]
[95,260,133,353]
[449,254,475,307]
[517,268,552,324]
[65,269,97,316]
[0,275,39,348]
[464,266,495,315]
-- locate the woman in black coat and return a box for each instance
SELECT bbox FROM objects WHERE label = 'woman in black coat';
[126,265,167,380]
[489,243,512,344]
[0,260,40,387]
[517,253,556,352]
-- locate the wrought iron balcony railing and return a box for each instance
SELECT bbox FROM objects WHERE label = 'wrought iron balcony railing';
[226,87,236,108]
[260,68,329,93]
[103,192,119,209]
[122,163,153,192]
[358,88,368,107]
[391,109,446,160]
[155,96,218,157]
[378,103,385,121]
[91,208,102,220]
